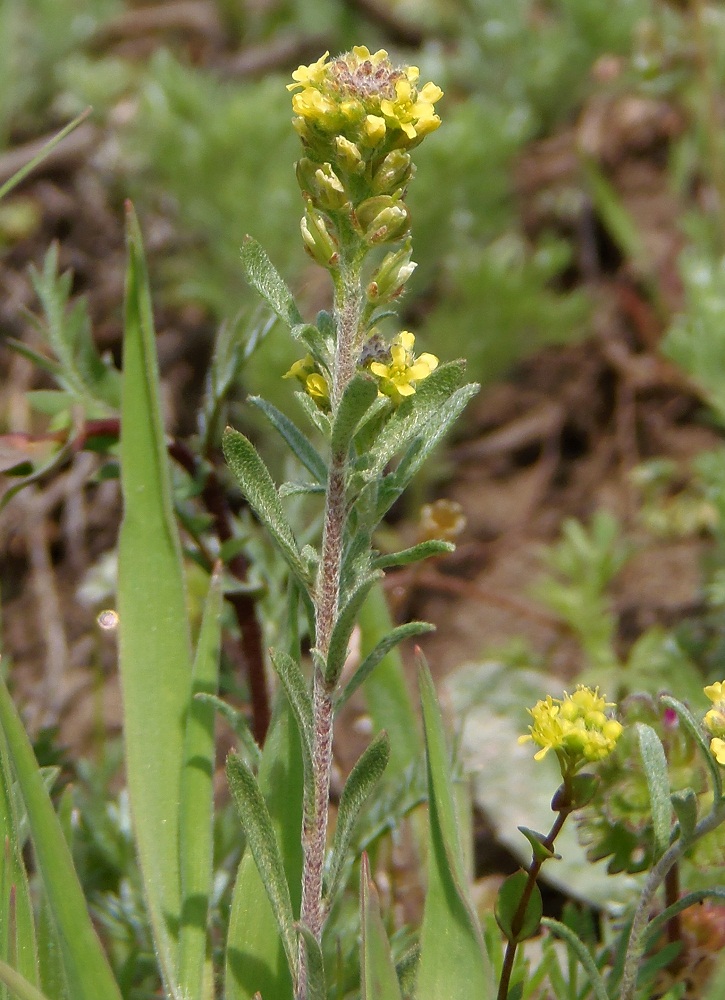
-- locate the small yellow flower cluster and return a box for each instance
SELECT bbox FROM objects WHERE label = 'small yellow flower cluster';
[288,46,442,147]
[519,686,623,769]
[368,331,438,404]
[703,681,725,765]
[283,354,330,409]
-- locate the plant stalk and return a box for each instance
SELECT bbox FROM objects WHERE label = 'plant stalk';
[298,253,364,996]
[496,811,568,1000]
[619,798,725,1000]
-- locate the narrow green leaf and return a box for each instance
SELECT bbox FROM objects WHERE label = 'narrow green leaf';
[661,695,723,799]
[324,571,383,686]
[296,924,326,1000]
[222,427,309,586]
[0,734,37,987]
[643,887,725,948]
[292,322,334,372]
[241,238,302,328]
[324,732,390,907]
[250,396,327,483]
[331,374,378,456]
[0,109,91,203]
[178,568,222,1000]
[0,680,121,1000]
[417,661,494,1000]
[635,723,673,860]
[269,649,314,813]
[0,961,52,1000]
[357,586,421,775]
[226,752,298,988]
[119,205,191,996]
[494,870,542,943]
[360,854,403,1000]
[225,700,303,1000]
[671,789,698,843]
[294,390,331,436]
[372,541,454,571]
[194,693,261,768]
[335,622,435,711]
[540,918,608,1000]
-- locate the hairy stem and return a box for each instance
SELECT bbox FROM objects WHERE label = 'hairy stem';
[297,255,364,996]
[619,799,725,1000]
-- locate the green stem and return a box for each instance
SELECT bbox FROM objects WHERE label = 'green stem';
[496,811,568,1000]
[619,798,725,1000]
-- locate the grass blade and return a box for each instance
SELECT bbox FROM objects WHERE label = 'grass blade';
[119,204,193,996]
[360,854,403,1000]
[0,680,121,1000]
[417,660,494,1000]
[178,567,222,1000]
[0,109,91,202]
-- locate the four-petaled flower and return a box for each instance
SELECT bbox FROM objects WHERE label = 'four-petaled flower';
[368,331,438,404]
[519,686,622,770]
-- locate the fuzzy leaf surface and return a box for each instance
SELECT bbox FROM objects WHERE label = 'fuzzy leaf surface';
[325,732,390,907]
[241,237,302,328]
[250,396,327,483]
[336,621,435,710]
[223,427,309,585]
[636,723,673,860]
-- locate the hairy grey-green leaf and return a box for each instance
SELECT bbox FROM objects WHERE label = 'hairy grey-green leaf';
[269,649,315,814]
[331,374,378,456]
[336,622,435,710]
[325,733,390,907]
[222,427,309,586]
[372,540,454,571]
[323,571,383,686]
[296,923,326,1000]
[671,789,698,843]
[226,752,298,983]
[250,396,327,483]
[241,237,302,328]
[636,723,673,860]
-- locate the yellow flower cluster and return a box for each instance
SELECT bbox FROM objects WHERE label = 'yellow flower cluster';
[288,46,442,148]
[368,331,438,404]
[703,681,725,765]
[519,686,623,769]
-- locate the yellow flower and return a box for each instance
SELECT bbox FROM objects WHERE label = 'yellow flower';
[711,737,725,766]
[283,354,316,383]
[305,373,330,408]
[287,51,330,90]
[705,681,725,703]
[520,686,622,770]
[379,78,443,140]
[368,331,438,404]
[289,46,442,148]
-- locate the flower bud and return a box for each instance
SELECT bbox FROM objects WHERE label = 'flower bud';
[367,240,416,302]
[296,158,349,212]
[300,204,339,269]
[356,195,410,244]
[335,135,364,174]
[371,150,413,194]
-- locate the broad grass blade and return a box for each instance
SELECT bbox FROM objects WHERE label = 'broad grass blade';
[417,661,494,1000]
[119,204,193,996]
